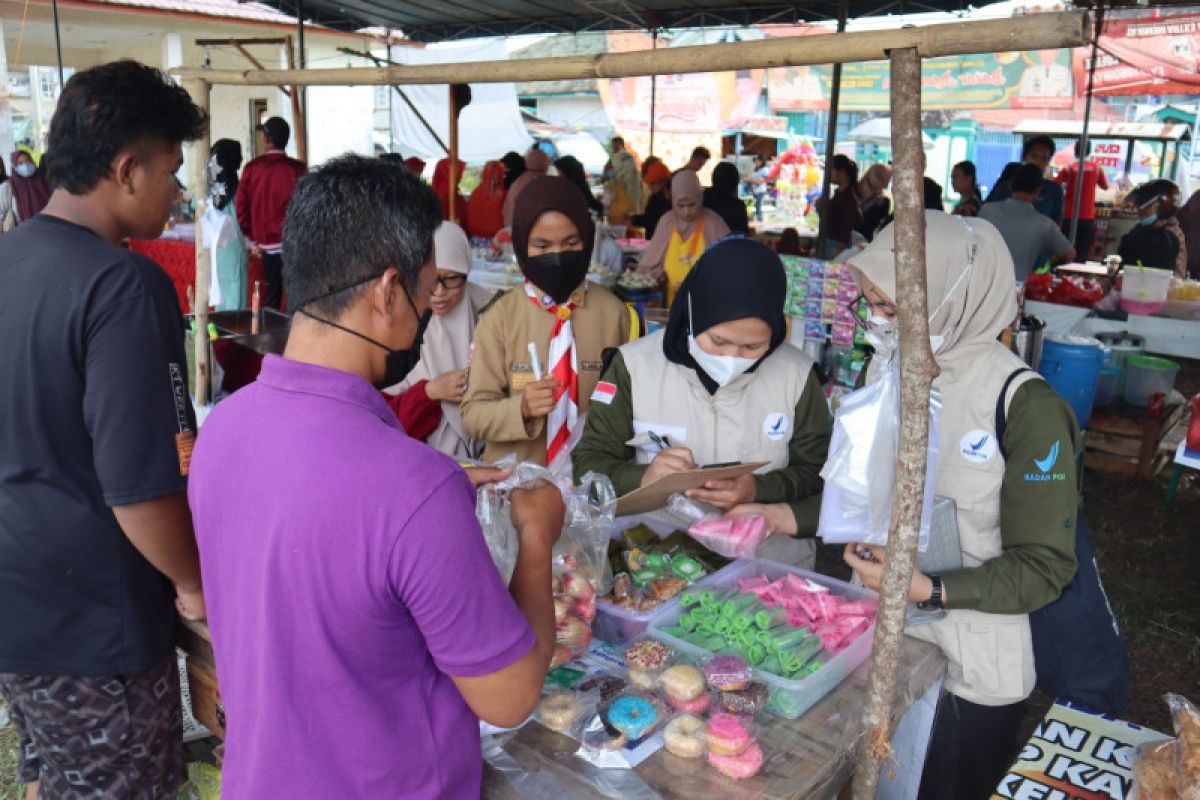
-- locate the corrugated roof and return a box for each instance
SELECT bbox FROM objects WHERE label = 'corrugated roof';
[250,0,986,42]
[89,0,298,24]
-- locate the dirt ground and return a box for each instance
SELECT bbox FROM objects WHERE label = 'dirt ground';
[2,366,1198,799]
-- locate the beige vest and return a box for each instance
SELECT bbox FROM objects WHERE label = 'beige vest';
[904,342,1042,706]
[621,331,819,567]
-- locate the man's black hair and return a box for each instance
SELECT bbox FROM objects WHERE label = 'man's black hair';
[283,154,441,319]
[46,60,208,194]
[1012,163,1045,194]
[1074,139,1091,157]
[953,160,976,180]
[1022,135,1056,160]
[691,146,712,161]
[611,136,624,148]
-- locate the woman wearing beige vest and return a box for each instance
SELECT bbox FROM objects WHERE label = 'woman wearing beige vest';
[572,237,831,567]
[843,212,1080,800]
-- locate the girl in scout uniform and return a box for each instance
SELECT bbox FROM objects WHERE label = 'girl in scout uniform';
[461,176,632,467]
[572,237,831,567]
[637,170,731,306]
[842,211,1080,800]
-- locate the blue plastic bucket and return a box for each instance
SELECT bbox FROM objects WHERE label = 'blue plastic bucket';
[1037,334,1109,428]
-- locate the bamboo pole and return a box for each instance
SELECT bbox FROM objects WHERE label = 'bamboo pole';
[173,11,1087,87]
[818,0,847,257]
[184,78,213,406]
[285,37,308,164]
[851,45,940,800]
[1069,3,1104,253]
[448,85,458,223]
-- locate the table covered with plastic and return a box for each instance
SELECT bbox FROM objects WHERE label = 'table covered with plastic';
[481,636,945,800]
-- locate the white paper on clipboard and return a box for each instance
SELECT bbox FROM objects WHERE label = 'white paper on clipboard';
[614,461,769,517]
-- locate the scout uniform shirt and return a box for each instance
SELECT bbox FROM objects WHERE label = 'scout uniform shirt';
[461,284,632,465]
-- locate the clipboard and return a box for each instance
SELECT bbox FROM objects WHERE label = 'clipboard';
[615,461,769,517]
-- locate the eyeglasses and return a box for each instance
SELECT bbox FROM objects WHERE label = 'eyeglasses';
[847,293,897,329]
[434,274,467,292]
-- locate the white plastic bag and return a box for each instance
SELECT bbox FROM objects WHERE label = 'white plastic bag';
[817,362,941,549]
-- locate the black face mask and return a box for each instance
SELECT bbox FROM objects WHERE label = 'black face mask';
[521,249,589,304]
[295,279,431,390]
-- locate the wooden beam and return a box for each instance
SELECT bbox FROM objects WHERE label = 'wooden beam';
[183,78,212,407]
[229,41,291,98]
[285,37,308,164]
[174,10,1087,86]
[195,37,289,47]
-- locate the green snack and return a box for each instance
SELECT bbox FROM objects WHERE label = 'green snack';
[631,569,660,587]
[697,591,719,610]
[713,618,732,636]
[662,626,690,640]
[786,635,823,666]
[761,655,783,676]
[724,594,760,616]
[704,636,728,651]
[787,658,823,680]
[774,628,816,651]
[747,644,767,666]
[731,615,755,633]
[679,592,701,608]
[669,555,705,581]
[642,553,668,571]
[754,608,789,630]
[679,614,698,632]
[545,667,585,689]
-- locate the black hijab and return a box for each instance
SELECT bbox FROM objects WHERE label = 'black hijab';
[511,175,596,269]
[554,155,604,216]
[663,236,788,395]
[501,151,526,190]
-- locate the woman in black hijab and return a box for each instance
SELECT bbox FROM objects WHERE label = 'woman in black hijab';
[572,237,831,564]
[702,161,750,234]
[554,155,604,217]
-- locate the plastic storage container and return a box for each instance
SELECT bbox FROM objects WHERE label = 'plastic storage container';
[1120,267,1173,316]
[593,562,738,645]
[1094,330,1145,394]
[1122,355,1180,406]
[648,559,877,720]
[1037,334,1109,428]
[1093,361,1122,408]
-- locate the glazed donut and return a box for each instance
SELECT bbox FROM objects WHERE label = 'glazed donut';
[606,696,658,740]
[721,682,769,716]
[538,691,579,733]
[705,655,752,692]
[705,712,751,757]
[707,740,764,780]
[663,714,706,759]
[667,691,711,715]
[660,664,706,702]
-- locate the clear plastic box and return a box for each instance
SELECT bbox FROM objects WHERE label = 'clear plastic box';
[647,559,877,720]
[593,562,738,645]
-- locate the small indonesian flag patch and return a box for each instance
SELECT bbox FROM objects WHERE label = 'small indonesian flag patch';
[591,381,617,405]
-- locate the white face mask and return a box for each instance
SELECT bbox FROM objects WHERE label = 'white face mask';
[686,295,759,388]
[15,163,35,178]
[207,156,222,184]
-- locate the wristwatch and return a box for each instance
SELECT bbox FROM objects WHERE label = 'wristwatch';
[917,575,944,610]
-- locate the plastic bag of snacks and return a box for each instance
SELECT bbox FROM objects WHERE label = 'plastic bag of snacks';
[1131,693,1200,800]
[687,513,771,560]
[475,460,558,585]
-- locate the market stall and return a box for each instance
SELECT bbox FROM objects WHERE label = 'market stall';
[173,8,1090,797]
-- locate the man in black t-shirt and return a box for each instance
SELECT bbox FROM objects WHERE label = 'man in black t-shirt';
[0,61,208,799]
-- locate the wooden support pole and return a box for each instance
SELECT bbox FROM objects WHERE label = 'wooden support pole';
[228,41,291,97]
[851,45,940,800]
[818,0,848,256]
[448,85,458,223]
[1070,6,1104,251]
[285,37,307,164]
[174,11,1087,87]
[183,78,213,407]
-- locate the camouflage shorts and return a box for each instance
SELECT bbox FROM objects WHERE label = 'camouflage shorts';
[0,653,183,799]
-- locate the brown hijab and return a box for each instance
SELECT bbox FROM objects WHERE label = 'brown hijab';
[639,170,731,273]
[511,175,596,269]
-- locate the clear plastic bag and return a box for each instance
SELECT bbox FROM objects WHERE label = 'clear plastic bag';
[1170,693,1200,799]
[817,369,941,550]
[474,458,559,585]
[687,513,772,560]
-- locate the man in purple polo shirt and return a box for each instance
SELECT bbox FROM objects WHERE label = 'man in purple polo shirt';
[188,154,563,798]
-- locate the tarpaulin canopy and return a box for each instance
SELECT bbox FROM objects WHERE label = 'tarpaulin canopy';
[387,40,532,162]
[264,1,997,42]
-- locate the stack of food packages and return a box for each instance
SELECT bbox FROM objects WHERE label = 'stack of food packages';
[1169,278,1200,301]
[536,574,879,777]
[603,543,710,613]
[537,639,771,779]
[1133,693,1200,800]
[780,255,868,387]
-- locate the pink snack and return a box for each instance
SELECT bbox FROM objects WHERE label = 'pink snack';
[705,655,752,692]
[737,577,769,594]
[705,712,751,757]
[783,573,828,595]
[794,593,822,622]
[707,740,764,780]
[814,591,840,621]
[667,692,712,715]
[837,600,879,618]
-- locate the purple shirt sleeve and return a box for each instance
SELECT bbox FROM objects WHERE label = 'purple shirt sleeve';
[388,471,536,678]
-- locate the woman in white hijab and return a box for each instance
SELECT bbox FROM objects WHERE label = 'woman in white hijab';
[389,221,495,459]
[842,211,1081,800]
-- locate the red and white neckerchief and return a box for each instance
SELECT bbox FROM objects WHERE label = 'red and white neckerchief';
[524,280,581,465]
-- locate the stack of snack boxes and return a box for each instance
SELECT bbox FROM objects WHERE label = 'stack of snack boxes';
[781,255,868,390]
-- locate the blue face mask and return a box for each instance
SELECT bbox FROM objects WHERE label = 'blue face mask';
[1139,213,1158,227]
